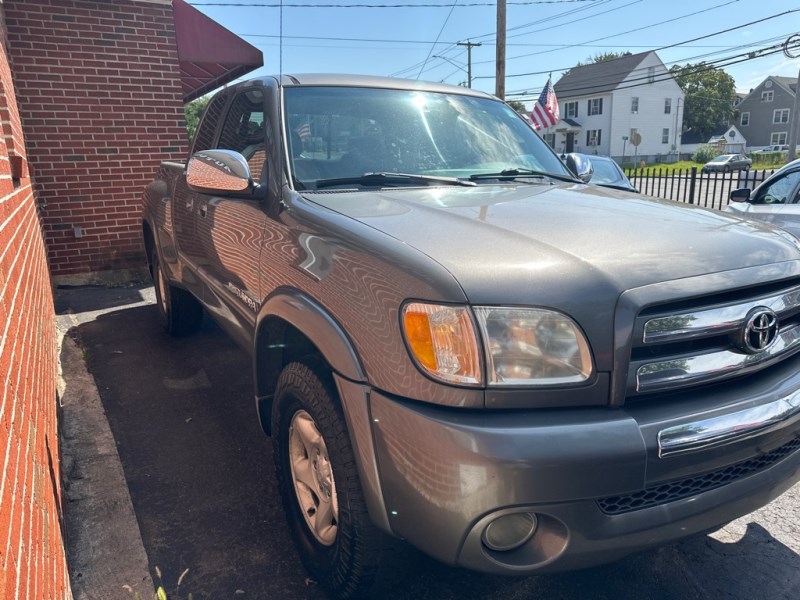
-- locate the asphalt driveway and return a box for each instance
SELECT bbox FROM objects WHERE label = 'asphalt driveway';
[57,284,800,600]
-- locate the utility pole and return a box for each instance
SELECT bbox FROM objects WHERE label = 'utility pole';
[457,40,481,88]
[783,35,800,162]
[496,0,506,99]
[787,66,800,162]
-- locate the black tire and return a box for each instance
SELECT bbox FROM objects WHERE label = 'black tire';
[151,249,203,336]
[272,361,383,599]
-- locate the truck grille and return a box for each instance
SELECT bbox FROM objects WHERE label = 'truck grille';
[627,280,800,397]
[597,435,800,515]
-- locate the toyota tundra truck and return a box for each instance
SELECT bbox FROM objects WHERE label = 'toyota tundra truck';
[142,74,800,599]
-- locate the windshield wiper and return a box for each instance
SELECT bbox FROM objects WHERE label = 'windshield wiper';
[314,172,476,189]
[468,168,578,183]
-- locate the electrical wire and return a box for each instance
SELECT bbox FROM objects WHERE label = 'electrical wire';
[416,0,460,79]
[189,0,602,6]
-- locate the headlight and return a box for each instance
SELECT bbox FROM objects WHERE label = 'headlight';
[401,302,482,385]
[474,307,593,386]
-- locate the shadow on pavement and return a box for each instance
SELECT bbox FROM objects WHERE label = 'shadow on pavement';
[64,290,800,600]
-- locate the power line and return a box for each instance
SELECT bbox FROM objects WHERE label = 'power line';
[236,31,741,47]
[506,42,797,100]
[189,0,602,6]
[417,0,460,79]
[474,0,742,66]
[388,0,615,78]
[500,31,797,92]
[476,8,800,82]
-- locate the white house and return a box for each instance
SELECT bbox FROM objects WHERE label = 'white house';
[543,51,684,161]
[680,125,748,155]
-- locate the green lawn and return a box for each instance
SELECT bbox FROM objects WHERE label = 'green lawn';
[621,157,789,172]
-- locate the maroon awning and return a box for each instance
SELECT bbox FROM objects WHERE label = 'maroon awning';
[172,0,264,102]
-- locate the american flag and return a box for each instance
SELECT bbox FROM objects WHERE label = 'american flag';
[529,77,559,131]
[295,122,311,141]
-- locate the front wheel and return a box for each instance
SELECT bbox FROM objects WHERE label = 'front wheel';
[272,362,383,599]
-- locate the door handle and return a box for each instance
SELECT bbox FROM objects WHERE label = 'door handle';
[198,204,207,218]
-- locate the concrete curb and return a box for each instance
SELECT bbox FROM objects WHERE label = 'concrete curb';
[58,298,155,600]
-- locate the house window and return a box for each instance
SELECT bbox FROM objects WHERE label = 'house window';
[648,66,655,83]
[588,98,603,116]
[543,133,556,148]
[586,129,601,147]
[762,90,774,102]
[662,128,670,144]
[564,101,578,118]
[740,112,750,126]
[664,98,671,114]
[774,108,790,124]
[631,97,639,114]
[771,132,787,145]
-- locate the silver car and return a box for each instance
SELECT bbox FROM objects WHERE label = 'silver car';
[702,153,752,173]
[726,158,800,236]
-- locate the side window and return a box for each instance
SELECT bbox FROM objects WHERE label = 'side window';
[752,171,800,205]
[191,93,228,153]
[217,89,268,180]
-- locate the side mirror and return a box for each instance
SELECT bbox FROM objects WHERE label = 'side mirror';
[729,188,751,203]
[564,153,593,183]
[186,149,254,195]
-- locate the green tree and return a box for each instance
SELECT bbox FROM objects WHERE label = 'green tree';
[670,62,736,139]
[564,51,632,76]
[507,100,527,114]
[579,51,632,66]
[184,96,211,141]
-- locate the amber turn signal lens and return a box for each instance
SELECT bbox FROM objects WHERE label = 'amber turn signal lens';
[402,303,481,385]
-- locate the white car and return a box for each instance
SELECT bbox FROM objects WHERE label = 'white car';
[753,145,789,153]
[726,158,800,237]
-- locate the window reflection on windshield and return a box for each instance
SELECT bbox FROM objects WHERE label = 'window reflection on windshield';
[284,86,568,188]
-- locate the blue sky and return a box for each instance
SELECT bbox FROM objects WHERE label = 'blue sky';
[190,0,800,103]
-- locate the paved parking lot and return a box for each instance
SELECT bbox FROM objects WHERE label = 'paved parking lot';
[58,285,800,600]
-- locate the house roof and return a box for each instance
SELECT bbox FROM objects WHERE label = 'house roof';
[738,76,797,105]
[553,51,651,98]
[772,76,797,95]
[682,125,743,145]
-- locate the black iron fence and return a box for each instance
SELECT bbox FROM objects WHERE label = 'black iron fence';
[624,167,777,211]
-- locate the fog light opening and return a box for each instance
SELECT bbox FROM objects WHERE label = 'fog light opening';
[481,512,538,552]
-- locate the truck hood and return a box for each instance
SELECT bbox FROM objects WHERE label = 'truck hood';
[301,182,800,305]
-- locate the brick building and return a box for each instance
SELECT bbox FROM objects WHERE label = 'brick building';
[0,0,261,596]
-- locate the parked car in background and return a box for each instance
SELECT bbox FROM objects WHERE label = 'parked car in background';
[726,158,800,238]
[563,153,637,192]
[753,145,789,153]
[702,154,752,172]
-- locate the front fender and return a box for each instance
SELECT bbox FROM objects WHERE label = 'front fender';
[253,288,367,435]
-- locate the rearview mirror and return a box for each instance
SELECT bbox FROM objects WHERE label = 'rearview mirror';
[729,188,751,203]
[564,153,593,183]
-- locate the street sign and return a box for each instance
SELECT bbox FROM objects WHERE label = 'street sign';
[622,135,629,140]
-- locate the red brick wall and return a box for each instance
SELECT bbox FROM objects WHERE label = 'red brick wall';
[0,6,69,599]
[5,0,188,281]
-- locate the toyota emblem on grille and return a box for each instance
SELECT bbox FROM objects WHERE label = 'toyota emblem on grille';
[740,307,779,354]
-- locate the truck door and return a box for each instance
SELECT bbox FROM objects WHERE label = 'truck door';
[193,88,269,344]
[173,91,230,299]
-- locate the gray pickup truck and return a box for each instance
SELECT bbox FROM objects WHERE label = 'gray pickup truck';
[142,74,800,599]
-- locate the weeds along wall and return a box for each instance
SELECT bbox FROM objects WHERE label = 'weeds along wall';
[0,5,69,599]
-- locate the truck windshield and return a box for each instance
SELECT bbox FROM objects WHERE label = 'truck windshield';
[283,86,572,189]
